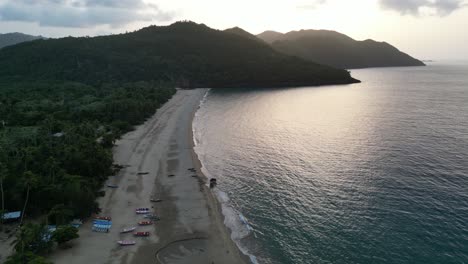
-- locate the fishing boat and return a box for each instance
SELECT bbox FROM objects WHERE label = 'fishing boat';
[95,216,112,221]
[120,227,136,233]
[117,240,136,246]
[138,221,153,226]
[150,198,162,203]
[143,214,160,220]
[135,208,150,214]
[134,231,150,237]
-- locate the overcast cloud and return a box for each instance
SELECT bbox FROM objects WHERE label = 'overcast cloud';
[297,0,328,10]
[0,0,174,28]
[379,0,467,16]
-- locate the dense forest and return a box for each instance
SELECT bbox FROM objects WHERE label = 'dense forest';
[257,29,425,69]
[0,22,358,88]
[0,81,175,262]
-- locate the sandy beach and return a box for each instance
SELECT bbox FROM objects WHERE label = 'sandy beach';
[48,88,248,264]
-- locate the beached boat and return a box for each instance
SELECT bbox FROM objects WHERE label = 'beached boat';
[135,208,150,214]
[138,221,153,226]
[134,231,150,237]
[107,184,118,188]
[143,214,160,220]
[120,227,136,233]
[150,198,162,203]
[117,240,136,246]
[95,216,112,221]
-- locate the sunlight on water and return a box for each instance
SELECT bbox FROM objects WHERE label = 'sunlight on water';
[193,63,468,264]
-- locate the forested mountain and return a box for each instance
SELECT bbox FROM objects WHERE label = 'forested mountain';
[0,22,358,88]
[257,29,425,69]
[224,27,264,43]
[257,30,285,44]
[0,32,43,49]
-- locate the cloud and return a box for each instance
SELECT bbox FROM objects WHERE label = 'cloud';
[297,0,328,10]
[0,0,175,28]
[379,0,467,16]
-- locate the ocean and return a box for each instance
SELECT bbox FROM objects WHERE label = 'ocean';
[193,63,468,264]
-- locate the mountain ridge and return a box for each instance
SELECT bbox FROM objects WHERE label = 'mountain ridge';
[257,29,425,69]
[0,21,359,88]
[0,32,44,49]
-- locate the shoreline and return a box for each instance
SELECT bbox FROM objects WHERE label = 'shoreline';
[188,91,252,264]
[47,88,248,264]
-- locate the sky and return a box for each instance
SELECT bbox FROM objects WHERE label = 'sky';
[0,0,467,60]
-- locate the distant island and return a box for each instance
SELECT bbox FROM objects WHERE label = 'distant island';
[0,32,43,49]
[257,29,425,69]
[0,22,359,88]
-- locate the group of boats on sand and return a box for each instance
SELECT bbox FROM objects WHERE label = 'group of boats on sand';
[116,207,160,246]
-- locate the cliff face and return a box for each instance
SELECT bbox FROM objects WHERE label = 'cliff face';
[257,29,425,69]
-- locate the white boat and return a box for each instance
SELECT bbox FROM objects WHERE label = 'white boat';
[120,227,136,233]
[135,208,150,214]
[117,240,136,246]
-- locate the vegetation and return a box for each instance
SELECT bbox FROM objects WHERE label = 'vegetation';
[7,223,53,263]
[257,29,425,69]
[0,22,358,88]
[52,226,79,247]
[0,80,175,262]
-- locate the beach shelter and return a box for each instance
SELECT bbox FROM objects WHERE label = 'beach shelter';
[0,211,21,223]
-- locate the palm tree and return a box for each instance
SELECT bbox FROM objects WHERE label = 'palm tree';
[44,157,59,184]
[19,171,39,225]
[48,204,73,226]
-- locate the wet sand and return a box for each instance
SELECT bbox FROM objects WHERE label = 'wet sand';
[49,89,248,264]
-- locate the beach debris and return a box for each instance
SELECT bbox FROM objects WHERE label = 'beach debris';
[120,227,137,233]
[118,240,136,246]
[107,184,118,188]
[138,220,153,226]
[137,172,150,175]
[133,231,150,237]
[135,208,150,214]
[150,198,163,203]
[209,178,217,188]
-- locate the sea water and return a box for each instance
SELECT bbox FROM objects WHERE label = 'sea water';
[193,63,468,264]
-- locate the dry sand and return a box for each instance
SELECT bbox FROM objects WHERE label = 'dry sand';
[48,89,248,264]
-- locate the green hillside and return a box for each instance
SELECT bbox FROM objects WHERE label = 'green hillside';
[0,22,359,88]
[257,29,425,69]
